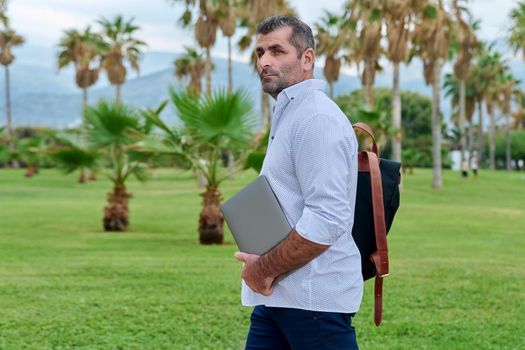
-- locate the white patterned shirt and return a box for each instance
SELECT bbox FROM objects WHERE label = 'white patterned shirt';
[241,79,363,313]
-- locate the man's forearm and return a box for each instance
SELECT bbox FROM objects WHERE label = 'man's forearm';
[255,228,329,280]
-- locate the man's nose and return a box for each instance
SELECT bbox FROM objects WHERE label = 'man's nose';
[257,52,271,69]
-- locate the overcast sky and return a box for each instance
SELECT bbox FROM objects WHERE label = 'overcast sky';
[7,0,520,62]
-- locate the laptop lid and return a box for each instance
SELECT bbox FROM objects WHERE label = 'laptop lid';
[220,175,291,255]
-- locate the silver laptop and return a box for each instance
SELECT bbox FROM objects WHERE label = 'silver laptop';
[221,175,291,255]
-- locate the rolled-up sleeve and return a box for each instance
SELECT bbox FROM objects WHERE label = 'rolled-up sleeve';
[292,114,355,246]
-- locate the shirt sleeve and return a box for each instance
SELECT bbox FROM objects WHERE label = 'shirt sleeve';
[292,114,356,246]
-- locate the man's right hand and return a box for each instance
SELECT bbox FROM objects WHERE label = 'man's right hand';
[234,252,275,296]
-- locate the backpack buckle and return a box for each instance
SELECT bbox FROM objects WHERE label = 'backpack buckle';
[371,250,389,278]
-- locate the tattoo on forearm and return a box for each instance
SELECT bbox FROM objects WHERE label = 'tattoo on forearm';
[256,228,329,279]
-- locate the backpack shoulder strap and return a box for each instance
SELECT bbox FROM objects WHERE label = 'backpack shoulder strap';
[362,150,389,326]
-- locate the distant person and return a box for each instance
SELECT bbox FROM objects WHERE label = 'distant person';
[461,158,469,178]
[470,151,479,177]
[234,15,361,350]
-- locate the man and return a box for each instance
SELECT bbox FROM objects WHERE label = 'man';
[234,15,362,349]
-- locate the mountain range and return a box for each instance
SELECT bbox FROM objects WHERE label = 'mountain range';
[1,44,523,129]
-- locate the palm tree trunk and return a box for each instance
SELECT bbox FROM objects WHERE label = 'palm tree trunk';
[459,78,467,162]
[4,64,13,145]
[82,87,88,125]
[365,60,374,109]
[25,165,37,177]
[431,61,443,189]
[488,108,496,170]
[116,84,122,104]
[505,113,512,171]
[78,167,86,183]
[392,62,402,163]
[477,100,484,166]
[261,90,270,131]
[199,186,224,244]
[103,184,131,231]
[205,46,212,96]
[227,36,232,95]
[467,120,474,155]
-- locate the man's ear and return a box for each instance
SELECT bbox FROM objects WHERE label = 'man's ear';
[302,48,315,71]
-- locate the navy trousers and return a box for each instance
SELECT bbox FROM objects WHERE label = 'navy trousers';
[245,305,359,350]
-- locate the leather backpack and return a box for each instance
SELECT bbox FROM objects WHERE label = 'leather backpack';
[351,122,401,326]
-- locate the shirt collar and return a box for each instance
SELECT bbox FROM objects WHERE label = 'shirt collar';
[277,79,327,102]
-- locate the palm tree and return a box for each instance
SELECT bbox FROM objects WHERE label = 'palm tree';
[49,131,99,183]
[97,15,146,103]
[443,72,477,156]
[57,27,104,114]
[513,91,525,130]
[85,100,150,231]
[469,42,496,164]
[218,0,237,94]
[345,0,383,109]
[315,11,347,99]
[0,0,7,28]
[0,28,24,147]
[412,0,452,189]
[195,6,219,97]
[174,46,206,96]
[451,0,478,164]
[18,133,54,177]
[498,72,520,171]
[508,1,525,59]
[170,1,220,96]
[383,0,427,163]
[237,0,294,131]
[477,48,506,170]
[144,88,256,244]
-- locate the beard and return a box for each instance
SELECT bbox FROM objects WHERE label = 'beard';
[259,65,300,98]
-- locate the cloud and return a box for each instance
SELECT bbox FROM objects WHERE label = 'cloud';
[9,3,93,45]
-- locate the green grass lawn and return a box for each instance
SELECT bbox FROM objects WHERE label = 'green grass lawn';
[0,168,524,349]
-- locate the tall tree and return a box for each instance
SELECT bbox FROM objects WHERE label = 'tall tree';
[57,27,103,115]
[97,15,146,103]
[477,48,506,170]
[218,0,237,94]
[383,0,427,163]
[451,0,478,164]
[315,11,347,99]
[0,0,7,28]
[413,0,452,189]
[195,3,219,96]
[512,91,525,130]
[498,72,520,171]
[172,0,220,96]
[508,1,525,60]
[443,72,477,154]
[0,28,24,146]
[468,42,495,164]
[351,0,383,109]
[237,0,294,131]
[174,46,206,96]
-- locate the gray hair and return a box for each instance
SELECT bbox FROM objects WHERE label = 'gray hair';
[256,15,315,57]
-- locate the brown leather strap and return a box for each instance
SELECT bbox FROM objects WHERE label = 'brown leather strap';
[353,122,379,156]
[367,151,389,277]
[354,122,390,326]
[364,150,389,327]
[374,276,384,326]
